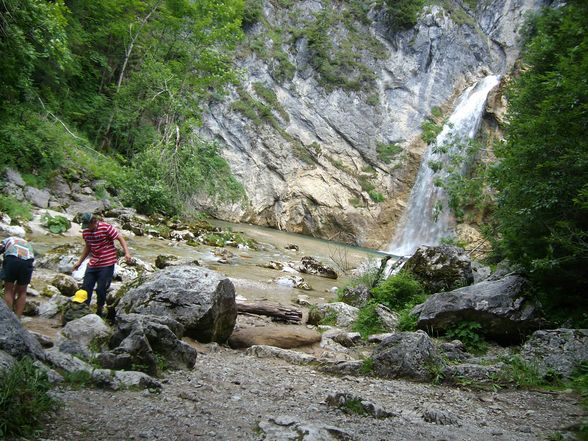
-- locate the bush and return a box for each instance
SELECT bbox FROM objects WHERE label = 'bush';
[352,301,386,338]
[384,0,425,31]
[371,271,427,311]
[445,321,488,354]
[0,195,33,221]
[41,212,72,234]
[0,358,59,438]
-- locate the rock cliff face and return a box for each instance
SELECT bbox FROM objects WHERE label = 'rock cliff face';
[198,0,547,248]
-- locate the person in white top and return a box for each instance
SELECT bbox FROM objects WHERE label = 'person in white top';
[0,236,35,317]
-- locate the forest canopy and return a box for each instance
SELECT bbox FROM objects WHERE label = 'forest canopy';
[0,0,246,214]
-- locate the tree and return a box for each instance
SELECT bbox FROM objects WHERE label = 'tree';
[491,1,588,315]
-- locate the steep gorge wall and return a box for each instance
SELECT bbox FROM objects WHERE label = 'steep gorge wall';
[198,0,547,248]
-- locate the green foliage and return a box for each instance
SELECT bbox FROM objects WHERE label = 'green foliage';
[0,357,59,438]
[0,195,33,222]
[352,301,386,338]
[383,0,425,31]
[490,1,588,314]
[445,321,488,354]
[243,0,264,28]
[0,105,68,185]
[371,271,427,311]
[421,118,443,144]
[340,397,368,415]
[41,212,72,234]
[122,139,246,216]
[360,357,374,375]
[376,142,402,164]
[368,190,385,203]
[496,356,552,389]
[320,310,338,326]
[61,370,95,389]
[397,306,419,331]
[1,0,246,218]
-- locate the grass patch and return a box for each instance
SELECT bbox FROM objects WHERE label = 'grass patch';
[0,358,59,438]
[0,194,33,221]
[376,142,402,164]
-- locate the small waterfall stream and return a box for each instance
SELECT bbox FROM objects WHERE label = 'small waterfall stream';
[387,75,500,256]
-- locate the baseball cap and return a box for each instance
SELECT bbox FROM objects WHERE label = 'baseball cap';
[81,212,93,229]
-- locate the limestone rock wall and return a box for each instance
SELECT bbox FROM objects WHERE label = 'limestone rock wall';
[198,0,547,248]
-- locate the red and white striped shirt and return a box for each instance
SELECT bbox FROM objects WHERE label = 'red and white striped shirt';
[82,222,120,268]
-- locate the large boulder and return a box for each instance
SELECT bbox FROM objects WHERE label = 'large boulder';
[0,301,45,361]
[98,313,197,375]
[371,331,444,382]
[116,265,237,343]
[520,329,588,379]
[298,256,338,279]
[402,245,474,293]
[412,275,543,343]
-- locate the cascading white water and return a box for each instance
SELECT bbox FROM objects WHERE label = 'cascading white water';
[387,75,500,256]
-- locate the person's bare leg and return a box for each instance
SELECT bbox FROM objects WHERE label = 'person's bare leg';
[3,282,16,311]
[14,284,27,317]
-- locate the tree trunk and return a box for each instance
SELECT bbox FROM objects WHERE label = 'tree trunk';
[236,301,303,324]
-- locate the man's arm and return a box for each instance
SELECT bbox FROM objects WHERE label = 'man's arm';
[72,244,90,271]
[117,235,132,263]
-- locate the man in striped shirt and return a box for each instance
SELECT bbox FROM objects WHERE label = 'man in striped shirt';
[72,212,132,317]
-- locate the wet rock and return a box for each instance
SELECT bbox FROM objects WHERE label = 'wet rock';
[298,256,338,279]
[51,274,79,297]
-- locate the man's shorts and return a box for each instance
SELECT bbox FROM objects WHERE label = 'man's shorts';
[2,255,34,285]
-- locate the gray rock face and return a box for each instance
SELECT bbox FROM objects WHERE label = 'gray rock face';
[100,313,197,375]
[520,329,588,379]
[0,301,45,361]
[116,265,237,343]
[403,245,474,293]
[198,0,545,247]
[413,275,543,343]
[372,330,443,381]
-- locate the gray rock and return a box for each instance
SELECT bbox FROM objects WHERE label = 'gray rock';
[258,415,353,441]
[372,330,444,381]
[24,186,50,208]
[4,168,25,186]
[51,273,79,297]
[413,274,543,343]
[246,345,317,365]
[402,245,474,293]
[0,350,16,370]
[0,301,46,361]
[298,256,338,279]
[229,325,321,349]
[58,314,112,354]
[103,313,197,375]
[520,329,588,379]
[116,265,237,343]
[422,407,460,425]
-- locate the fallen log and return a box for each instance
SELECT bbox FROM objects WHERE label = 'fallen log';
[236,301,302,324]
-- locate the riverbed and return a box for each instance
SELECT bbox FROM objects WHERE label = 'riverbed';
[29,217,389,304]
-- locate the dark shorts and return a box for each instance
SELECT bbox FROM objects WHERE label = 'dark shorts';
[2,255,34,285]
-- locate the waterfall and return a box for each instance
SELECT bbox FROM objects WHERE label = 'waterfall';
[387,75,500,256]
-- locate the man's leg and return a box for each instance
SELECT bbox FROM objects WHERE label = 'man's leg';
[3,281,15,311]
[14,284,27,317]
[82,269,99,306]
[95,266,114,316]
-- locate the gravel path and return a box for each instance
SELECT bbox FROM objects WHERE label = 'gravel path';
[39,345,583,441]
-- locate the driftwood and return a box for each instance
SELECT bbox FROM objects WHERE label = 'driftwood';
[236,301,302,324]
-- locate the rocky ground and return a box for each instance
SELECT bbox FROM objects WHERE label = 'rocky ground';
[36,341,583,441]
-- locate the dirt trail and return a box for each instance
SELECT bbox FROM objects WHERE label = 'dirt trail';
[39,345,583,441]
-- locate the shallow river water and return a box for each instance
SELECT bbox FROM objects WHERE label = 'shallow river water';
[30,218,389,304]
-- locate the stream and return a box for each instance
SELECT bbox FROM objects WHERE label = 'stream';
[29,217,388,305]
